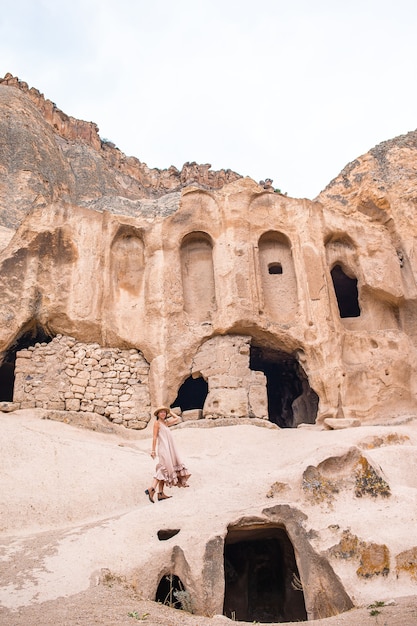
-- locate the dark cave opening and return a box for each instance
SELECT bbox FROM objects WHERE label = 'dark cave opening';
[155,574,187,610]
[0,323,53,401]
[223,527,307,623]
[249,345,318,428]
[171,375,208,412]
[0,361,15,402]
[331,264,360,318]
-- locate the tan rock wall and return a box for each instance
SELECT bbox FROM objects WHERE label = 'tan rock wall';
[1,176,416,427]
[1,133,417,428]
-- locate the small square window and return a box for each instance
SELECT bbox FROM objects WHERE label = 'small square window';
[268,262,283,275]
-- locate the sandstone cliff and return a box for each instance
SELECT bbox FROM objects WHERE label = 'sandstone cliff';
[1,74,417,431]
[0,73,241,230]
[318,128,417,273]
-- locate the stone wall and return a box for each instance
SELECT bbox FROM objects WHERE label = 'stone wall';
[192,335,268,420]
[11,334,270,427]
[14,335,151,429]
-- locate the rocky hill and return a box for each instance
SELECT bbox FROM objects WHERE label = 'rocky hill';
[0,73,241,231]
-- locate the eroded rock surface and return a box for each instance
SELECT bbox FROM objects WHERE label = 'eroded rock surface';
[0,74,241,231]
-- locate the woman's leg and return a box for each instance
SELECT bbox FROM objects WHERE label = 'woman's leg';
[158,480,171,500]
[145,477,158,502]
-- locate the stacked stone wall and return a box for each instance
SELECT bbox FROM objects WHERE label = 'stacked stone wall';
[191,335,268,420]
[14,335,151,429]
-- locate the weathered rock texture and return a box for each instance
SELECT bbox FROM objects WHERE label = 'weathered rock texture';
[1,74,417,432]
[0,74,240,230]
[1,179,415,427]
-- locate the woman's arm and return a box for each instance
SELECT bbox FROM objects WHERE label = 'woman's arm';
[151,420,159,457]
[166,409,181,425]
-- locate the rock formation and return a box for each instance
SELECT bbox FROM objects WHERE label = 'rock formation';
[0,73,241,231]
[1,74,417,622]
[1,111,417,427]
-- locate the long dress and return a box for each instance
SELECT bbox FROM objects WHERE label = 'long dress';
[154,421,190,487]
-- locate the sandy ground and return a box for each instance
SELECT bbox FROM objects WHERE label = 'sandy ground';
[1,584,417,626]
[1,409,417,625]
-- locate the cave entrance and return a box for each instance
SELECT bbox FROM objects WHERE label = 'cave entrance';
[223,526,307,623]
[250,345,318,428]
[0,324,53,401]
[155,574,187,610]
[331,264,360,318]
[171,375,208,412]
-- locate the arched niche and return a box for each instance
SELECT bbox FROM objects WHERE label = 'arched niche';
[172,375,208,411]
[180,231,216,322]
[110,225,144,296]
[223,525,307,623]
[325,234,361,319]
[258,231,297,322]
[249,345,318,427]
[324,232,356,255]
[0,322,53,401]
[175,190,220,230]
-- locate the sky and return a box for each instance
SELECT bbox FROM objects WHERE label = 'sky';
[1,0,417,199]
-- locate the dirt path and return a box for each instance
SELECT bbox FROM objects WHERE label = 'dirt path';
[0,583,416,626]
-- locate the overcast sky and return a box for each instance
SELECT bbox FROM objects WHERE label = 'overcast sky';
[1,0,417,199]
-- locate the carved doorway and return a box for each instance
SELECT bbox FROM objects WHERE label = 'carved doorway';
[223,526,307,623]
[330,264,360,318]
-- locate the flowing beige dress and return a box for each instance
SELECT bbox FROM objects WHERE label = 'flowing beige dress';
[154,421,190,487]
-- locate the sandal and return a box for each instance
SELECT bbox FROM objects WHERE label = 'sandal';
[158,492,172,501]
[145,487,155,503]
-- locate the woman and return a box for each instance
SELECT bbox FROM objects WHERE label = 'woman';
[145,406,190,502]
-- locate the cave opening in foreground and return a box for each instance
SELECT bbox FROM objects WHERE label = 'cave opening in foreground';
[223,526,307,623]
[155,573,187,611]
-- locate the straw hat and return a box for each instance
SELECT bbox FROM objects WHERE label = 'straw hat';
[154,406,170,417]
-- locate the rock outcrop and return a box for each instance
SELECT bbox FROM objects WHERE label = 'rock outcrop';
[0,73,241,230]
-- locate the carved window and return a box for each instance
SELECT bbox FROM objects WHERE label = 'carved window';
[268,262,283,275]
[331,264,360,318]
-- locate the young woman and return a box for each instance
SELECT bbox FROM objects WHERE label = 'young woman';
[145,406,190,502]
